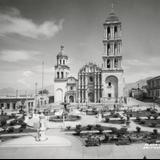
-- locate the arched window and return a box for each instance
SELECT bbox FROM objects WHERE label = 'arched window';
[89,76,93,82]
[114,26,118,33]
[60,59,62,65]
[114,26,118,38]
[114,59,118,68]
[63,60,65,65]
[107,27,111,39]
[107,59,111,68]
[107,44,110,55]
[108,82,112,87]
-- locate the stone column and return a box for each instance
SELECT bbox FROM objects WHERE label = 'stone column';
[111,25,114,39]
[112,42,114,55]
[3,103,6,110]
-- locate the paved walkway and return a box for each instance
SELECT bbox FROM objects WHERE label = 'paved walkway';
[0,129,160,159]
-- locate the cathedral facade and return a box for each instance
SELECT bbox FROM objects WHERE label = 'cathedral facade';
[54,10,125,104]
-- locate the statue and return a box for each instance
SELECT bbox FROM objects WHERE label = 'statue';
[36,113,48,141]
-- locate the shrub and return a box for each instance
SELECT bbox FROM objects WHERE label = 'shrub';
[136,116,141,122]
[9,120,17,126]
[7,127,14,133]
[21,123,27,129]
[87,125,93,131]
[118,128,128,135]
[111,128,118,134]
[147,115,151,120]
[95,124,104,134]
[105,117,110,123]
[113,113,119,118]
[136,126,141,133]
[0,119,7,127]
[66,126,71,131]
[139,120,145,125]
[153,114,159,120]
[153,129,158,135]
[75,125,82,135]
[150,122,157,128]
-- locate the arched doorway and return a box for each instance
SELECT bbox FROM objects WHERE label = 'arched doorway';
[56,88,63,103]
[88,92,94,103]
[105,76,118,100]
[69,96,74,103]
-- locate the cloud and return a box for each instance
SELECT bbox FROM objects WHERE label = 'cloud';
[0,50,40,62]
[0,7,63,39]
[124,59,148,67]
[23,71,34,77]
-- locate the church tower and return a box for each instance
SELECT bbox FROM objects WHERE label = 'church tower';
[101,7,125,102]
[54,46,70,103]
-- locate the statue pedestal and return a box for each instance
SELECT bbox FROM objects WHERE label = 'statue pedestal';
[36,114,48,142]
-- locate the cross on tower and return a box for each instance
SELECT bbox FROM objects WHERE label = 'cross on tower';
[111,2,114,13]
[61,45,64,51]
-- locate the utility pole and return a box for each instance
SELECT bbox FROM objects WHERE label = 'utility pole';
[42,61,44,108]
[35,82,38,112]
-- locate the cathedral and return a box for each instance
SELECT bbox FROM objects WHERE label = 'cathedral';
[54,9,125,104]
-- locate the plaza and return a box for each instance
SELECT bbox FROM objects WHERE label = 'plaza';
[0,0,160,159]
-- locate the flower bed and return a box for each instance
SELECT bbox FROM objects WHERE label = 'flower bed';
[134,119,160,128]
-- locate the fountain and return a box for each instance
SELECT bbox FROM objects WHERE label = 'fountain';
[36,113,48,141]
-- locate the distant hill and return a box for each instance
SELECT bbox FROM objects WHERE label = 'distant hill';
[0,85,54,97]
[124,77,152,96]
[0,87,16,96]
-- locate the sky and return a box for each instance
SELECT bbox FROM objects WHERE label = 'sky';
[0,0,160,91]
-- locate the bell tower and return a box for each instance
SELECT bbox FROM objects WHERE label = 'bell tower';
[101,6,125,102]
[54,46,70,104]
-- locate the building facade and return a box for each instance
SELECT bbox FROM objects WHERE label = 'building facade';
[0,96,35,113]
[54,10,125,104]
[78,63,102,103]
[147,76,160,99]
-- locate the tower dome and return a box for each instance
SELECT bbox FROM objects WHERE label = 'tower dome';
[105,12,119,22]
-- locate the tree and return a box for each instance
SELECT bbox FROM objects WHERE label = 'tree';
[39,89,49,95]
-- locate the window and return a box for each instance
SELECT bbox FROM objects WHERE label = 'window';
[89,76,93,82]
[107,59,111,68]
[61,72,64,79]
[70,86,73,90]
[57,72,59,79]
[114,59,118,68]
[63,60,65,65]
[108,82,112,87]
[107,27,111,34]
[60,59,62,64]
[7,103,10,109]
[114,26,118,33]
[107,44,110,53]
[108,94,112,98]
